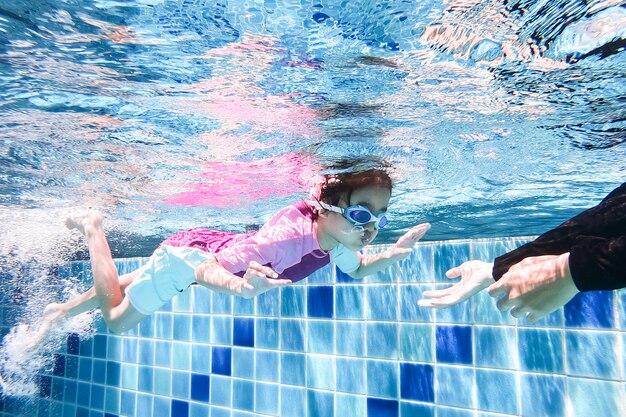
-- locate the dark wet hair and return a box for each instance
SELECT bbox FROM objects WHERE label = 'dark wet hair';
[318,168,393,206]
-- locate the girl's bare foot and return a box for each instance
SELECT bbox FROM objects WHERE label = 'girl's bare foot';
[24,303,67,351]
[65,210,103,235]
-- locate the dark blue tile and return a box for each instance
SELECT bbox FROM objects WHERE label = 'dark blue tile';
[400,363,434,402]
[39,376,51,398]
[308,286,334,318]
[67,333,80,355]
[104,414,119,417]
[211,347,232,376]
[106,361,121,385]
[336,265,353,283]
[52,354,65,376]
[191,374,210,402]
[93,335,107,358]
[436,326,473,365]
[233,318,254,347]
[564,291,614,329]
[79,338,92,357]
[367,398,398,417]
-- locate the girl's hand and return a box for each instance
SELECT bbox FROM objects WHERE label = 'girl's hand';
[418,260,495,307]
[240,262,292,299]
[395,223,431,249]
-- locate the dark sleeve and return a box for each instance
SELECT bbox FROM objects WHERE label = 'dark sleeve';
[568,235,626,291]
[493,182,626,286]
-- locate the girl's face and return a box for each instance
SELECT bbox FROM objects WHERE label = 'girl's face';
[324,185,391,251]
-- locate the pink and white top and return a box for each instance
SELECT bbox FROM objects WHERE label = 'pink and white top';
[161,200,361,281]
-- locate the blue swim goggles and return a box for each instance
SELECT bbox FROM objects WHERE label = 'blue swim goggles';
[309,200,388,229]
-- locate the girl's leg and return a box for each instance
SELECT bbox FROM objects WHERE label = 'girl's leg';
[64,211,147,333]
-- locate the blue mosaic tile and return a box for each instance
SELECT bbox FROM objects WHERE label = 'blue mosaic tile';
[138,314,155,338]
[211,292,232,315]
[64,380,77,403]
[192,287,211,313]
[399,324,432,362]
[520,374,566,417]
[308,286,334,318]
[280,352,305,386]
[153,368,171,396]
[257,290,280,316]
[190,403,210,417]
[336,265,355,283]
[106,361,120,386]
[564,291,614,329]
[173,314,192,341]
[474,327,516,369]
[136,393,152,416]
[155,313,173,339]
[335,285,364,319]
[518,328,563,373]
[472,290,515,326]
[79,338,92,357]
[398,244,434,283]
[211,347,232,376]
[435,325,472,365]
[307,390,333,417]
[191,315,211,344]
[400,363,434,402]
[281,286,305,317]
[307,355,335,390]
[67,333,80,355]
[52,354,65,376]
[256,350,279,382]
[255,383,278,415]
[233,317,254,348]
[367,360,398,398]
[172,342,190,370]
[280,386,305,417]
[568,378,624,417]
[90,384,104,409]
[172,291,192,313]
[154,341,171,367]
[122,338,137,363]
[435,366,474,408]
[120,363,138,390]
[566,330,619,379]
[475,369,518,414]
[308,320,334,354]
[335,321,365,357]
[400,284,434,322]
[232,379,253,411]
[65,356,78,379]
[400,402,434,417]
[171,399,188,417]
[434,242,470,282]
[191,373,210,402]
[138,366,153,392]
[232,348,254,379]
[104,387,120,414]
[233,295,255,315]
[255,318,278,349]
[211,316,233,345]
[280,319,305,351]
[367,398,398,417]
[336,393,365,417]
[619,289,626,330]
[366,285,398,321]
[120,390,135,417]
[93,335,107,359]
[153,395,170,417]
[366,323,398,359]
[307,263,333,284]
[39,376,51,399]
[137,339,154,366]
[191,344,211,374]
[210,375,231,407]
[107,337,122,361]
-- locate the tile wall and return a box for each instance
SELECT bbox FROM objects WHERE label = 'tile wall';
[1,237,625,417]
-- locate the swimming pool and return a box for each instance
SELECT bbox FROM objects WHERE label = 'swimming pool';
[0,0,625,416]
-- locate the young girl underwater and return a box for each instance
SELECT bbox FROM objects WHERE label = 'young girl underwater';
[28,168,430,345]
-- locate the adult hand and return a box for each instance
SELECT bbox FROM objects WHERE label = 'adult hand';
[487,253,579,322]
[240,261,292,299]
[418,260,495,308]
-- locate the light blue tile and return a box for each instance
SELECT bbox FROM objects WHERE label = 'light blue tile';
[172,290,192,313]
[121,363,138,390]
[432,284,472,324]
[367,360,398,398]
[155,313,173,339]
[255,383,279,415]
[566,330,619,379]
[233,379,254,412]
[257,290,280,316]
[619,288,626,330]
[232,348,254,379]
[154,341,171,367]
[281,286,305,317]
[475,369,518,414]
[435,366,474,408]
[256,350,279,382]
[398,244,434,283]
[233,296,255,315]
[472,290,515,326]
[280,386,306,417]
[190,403,210,417]
[191,344,211,374]
[138,366,153,392]
[104,387,120,414]
[280,319,305,352]
[434,242,470,282]
[192,286,211,313]
[138,314,155,338]
[120,390,136,417]
[366,285,398,321]
[281,352,305,386]
[210,375,232,407]
[172,342,191,370]
[520,374,566,417]
[122,338,137,363]
[210,406,231,417]
[569,378,625,417]
[470,238,526,262]
[336,393,366,417]
[437,408,476,417]
[307,263,334,284]
[256,318,279,349]
[335,286,364,320]
[152,395,170,417]
[211,316,233,345]
[171,370,189,399]
[192,315,211,343]
[106,336,121,361]
[335,321,364,357]
[366,323,398,359]
[153,368,171,396]
[308,320,334,354]
[475,327,517,369]
[400,285,434,322]
[518,329,563,373]
[307,355,335,390]
[173,314,192,341]
[212,292,232,314]
[138,340,154,366]
[399,324,433,362]
[307,389,334,417]
[400,401,434,417]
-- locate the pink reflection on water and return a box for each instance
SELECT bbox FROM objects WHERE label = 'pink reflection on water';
[164,153,320,208]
